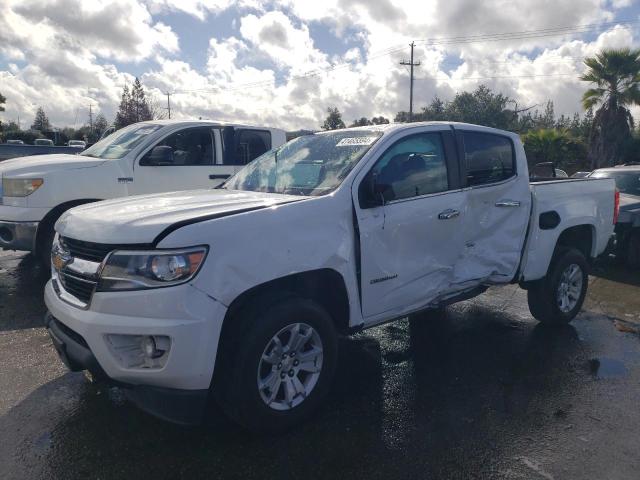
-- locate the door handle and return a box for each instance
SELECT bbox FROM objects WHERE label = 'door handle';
[438,209,460,220]
[209,174,230,180]
[495,200,521,207]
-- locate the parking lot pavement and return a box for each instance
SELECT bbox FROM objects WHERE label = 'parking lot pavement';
[1,251,640,479]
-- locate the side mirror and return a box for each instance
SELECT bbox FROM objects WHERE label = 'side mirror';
[142,146,174,166]
[359,172,391,208]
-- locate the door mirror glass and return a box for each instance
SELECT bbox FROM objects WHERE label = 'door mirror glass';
[142,145,174,166]
[360,172,390,207]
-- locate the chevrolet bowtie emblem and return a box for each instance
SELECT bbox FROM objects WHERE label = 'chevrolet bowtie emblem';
[52,245,72,271]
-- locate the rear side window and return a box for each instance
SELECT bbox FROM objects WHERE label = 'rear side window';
[461,132,515,186]
[234,129,272,165]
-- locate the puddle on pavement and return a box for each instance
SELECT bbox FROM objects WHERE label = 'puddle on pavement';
[588,357,628,379]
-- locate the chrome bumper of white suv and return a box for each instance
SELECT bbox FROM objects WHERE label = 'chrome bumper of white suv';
[0,220,39,251]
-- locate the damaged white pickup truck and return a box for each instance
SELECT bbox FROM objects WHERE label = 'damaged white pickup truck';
[44,122,617,431]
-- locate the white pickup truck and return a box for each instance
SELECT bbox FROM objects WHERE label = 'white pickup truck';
[44,122,617,431]
[0,120,286,266]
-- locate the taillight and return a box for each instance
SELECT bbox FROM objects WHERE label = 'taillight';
[613,188,620,224]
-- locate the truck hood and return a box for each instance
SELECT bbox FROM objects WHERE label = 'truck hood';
[0,154,105,177]
[56,189,306,244]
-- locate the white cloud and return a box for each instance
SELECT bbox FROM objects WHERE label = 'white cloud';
[0,0,638,131]
[1,0,179,63]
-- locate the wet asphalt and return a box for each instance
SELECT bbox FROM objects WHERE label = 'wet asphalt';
[1,250,640,479]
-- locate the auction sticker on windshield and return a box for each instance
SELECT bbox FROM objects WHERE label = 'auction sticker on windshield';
[336,137,378,147]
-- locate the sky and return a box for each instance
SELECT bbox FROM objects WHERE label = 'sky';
[0,0,639,131]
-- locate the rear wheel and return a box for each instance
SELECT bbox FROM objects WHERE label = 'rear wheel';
[527,248,589,326]
[625,231,640,269]
[216,296,338,432]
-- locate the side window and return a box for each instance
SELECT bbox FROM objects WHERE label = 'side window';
[233,129,272,165]
[370,133,449,202]
[141,127,214,166]
[461,132,515,186]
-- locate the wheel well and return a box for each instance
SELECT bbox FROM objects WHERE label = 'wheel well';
[555,224,594,259]
[223,269,351,335]
[35,199,101,253]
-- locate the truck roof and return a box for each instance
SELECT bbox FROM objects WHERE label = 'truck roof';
[136,119,285,132]
[322,121,519,137]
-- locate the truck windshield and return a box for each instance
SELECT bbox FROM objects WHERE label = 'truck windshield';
[81,123,162,159]
[590,170,640,197]
[223,130,383,196]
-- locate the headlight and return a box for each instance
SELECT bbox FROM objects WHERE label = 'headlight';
[97,247,208,291]
[2,177,44,197]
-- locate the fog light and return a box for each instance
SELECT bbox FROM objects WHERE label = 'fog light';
[106,334,171,369]
[141,336,164,359]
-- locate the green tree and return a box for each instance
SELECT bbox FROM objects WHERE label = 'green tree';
[371,116,390,125]
[349,116,390,127]
[321,107,345,130]
[31,107,50,131]
[93,113,109,137]
[446,85,515,129]
[350,117,372,127]
[114,85,133,129]
[396,86,517,129]
[580,48,640,168]
[522,129,588,174]
[130,77,153,123]
[420,97,447,121]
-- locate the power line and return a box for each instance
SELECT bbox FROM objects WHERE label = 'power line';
[415,72,577,81]
[400,42,421,121]
[157,19,639,97]
[414,20,640,46]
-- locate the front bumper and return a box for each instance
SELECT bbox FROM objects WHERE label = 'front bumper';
[45,312,208,425]
[44,280,228,424]
[0,220,38,251]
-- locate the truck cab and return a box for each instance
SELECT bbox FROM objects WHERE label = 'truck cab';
[44,122,616,431]
[0,120,286,265]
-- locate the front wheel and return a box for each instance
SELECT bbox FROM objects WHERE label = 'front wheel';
[216,296,338,432]
[36,222,56,272]
[527,248,589,326]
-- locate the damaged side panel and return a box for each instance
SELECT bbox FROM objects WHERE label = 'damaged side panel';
[452,176,532,285]
[356,189,468,320]
[157,191,365,328]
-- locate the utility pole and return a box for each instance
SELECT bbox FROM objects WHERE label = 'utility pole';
[400,41,421,122]
[88,104,94,132]
[165,92,172,119]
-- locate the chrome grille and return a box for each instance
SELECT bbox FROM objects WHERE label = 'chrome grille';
[58,272,96,304]
[60,236,121,263]
[54,236,151,308]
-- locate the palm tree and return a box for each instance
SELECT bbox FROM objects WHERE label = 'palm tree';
[522,128,587,173]
[580,48,640,168]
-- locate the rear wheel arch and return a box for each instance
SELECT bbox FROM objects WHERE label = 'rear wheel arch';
[554,224,595,261]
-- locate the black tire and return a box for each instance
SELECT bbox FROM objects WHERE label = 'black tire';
[527,248,589,326]
[216,295,338,432]
[36,222,55,272]
[626,231,640,269]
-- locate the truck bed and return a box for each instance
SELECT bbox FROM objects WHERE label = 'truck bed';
[520,177,616,281]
